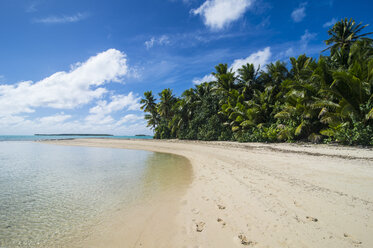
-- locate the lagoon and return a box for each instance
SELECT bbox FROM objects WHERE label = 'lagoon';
[0,141,191,247]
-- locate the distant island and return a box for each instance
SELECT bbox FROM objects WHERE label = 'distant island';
[135,134,149,136]
[34,134,113,136]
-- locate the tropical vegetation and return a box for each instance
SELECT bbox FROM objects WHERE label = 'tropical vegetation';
[141,18,373,145]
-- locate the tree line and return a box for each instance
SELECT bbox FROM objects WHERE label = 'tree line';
[141,18,373,145]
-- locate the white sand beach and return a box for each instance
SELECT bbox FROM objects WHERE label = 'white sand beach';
[42,139,373,248]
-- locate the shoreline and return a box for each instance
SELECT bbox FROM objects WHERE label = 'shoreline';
[41,139,373,247]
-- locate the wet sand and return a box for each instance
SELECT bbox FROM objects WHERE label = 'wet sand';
[42,139,373,248]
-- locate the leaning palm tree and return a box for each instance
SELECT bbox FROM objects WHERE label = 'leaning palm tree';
[140,91,157,113]
[140,91,159,129]
[323,18,373,56]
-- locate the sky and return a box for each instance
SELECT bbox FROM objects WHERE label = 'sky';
[0,0,372,135]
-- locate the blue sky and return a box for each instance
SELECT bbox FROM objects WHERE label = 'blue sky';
[0,0,372,135]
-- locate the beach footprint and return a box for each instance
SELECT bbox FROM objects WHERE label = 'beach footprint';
[344,233,362,246]
[217,218,226,227]
[196,221,205,232]
[306,216,318,222]
[237,234,256,246]
[217,204,226,210]
[191,208,200,214]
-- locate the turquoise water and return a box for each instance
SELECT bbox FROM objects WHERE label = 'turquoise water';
[0,142,191,248]
[0,135,153,141]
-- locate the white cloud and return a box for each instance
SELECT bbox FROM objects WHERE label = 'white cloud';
[0,51,148,135]
[145,38,156,49]
[300,29,317,48]
[0,115,26,126]
[145,35,171,49]
[284,47,295,57]
[230,47,271,72]
[323,18,337,28]
[0,114,149,135]
[116,114,144,126]
[274,30,320,61]
[85,92,141,126]
[0,49,128,116]
[193,74,216,85]
[291,2,306,23]
[38,113,72,124]
[88,92,140,116]
[34,12,88,24]
[85,114,115,125]
[191,0,254,30]
[26,1,40,13]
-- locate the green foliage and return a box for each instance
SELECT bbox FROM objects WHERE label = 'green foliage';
[321,121,373,146]
[140,18,373,146]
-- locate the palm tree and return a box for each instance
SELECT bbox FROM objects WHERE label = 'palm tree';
[237,63,260,86]
[236,63,261,98]
[212,63,237,93]
[323,18,373,56]
[140,91,159,129]
[260,61,289,86]
[171,88,197,135]
[158,88,177,120]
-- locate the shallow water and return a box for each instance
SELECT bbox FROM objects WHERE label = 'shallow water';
[0,142,191,248]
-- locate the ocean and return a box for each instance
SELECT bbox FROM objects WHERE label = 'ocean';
[0,139,191,247]
[0,135,153,142]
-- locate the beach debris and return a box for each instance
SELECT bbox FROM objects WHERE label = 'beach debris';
[238,234,254,246]
[196,221,205,232]
[306,216,318,222]
[217,204,226,210]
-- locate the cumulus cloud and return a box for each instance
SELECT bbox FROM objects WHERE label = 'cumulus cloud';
[145,35,171,49]
[230,47,271,72]
[86,92,141,124]
[193,74,216,85]
[323,18,337,28]
[89,93,140,115]
[192,0,254,30]
[291,2,307,23]
[0,49,150,135]
[0,49,128,116]
[34,12,88,24]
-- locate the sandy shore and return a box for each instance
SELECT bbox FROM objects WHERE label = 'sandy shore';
[42,139,373,248]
